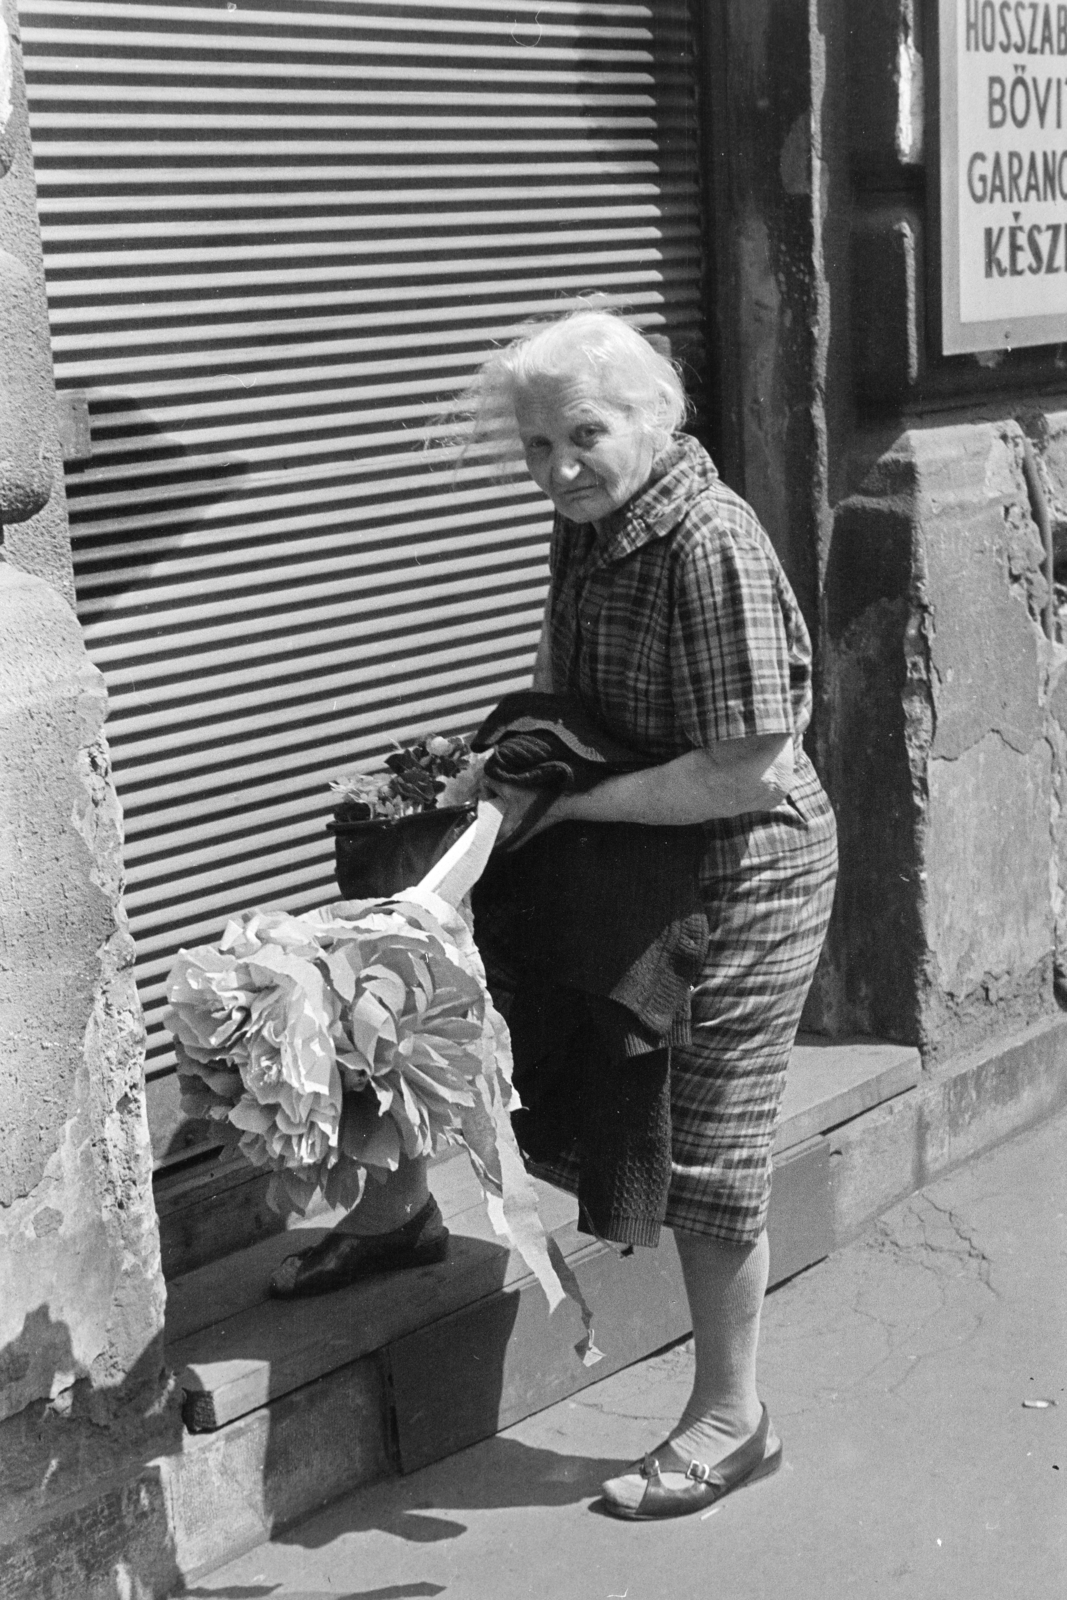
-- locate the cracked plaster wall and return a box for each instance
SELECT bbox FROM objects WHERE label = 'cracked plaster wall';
[819,417,1063,1060]
[0,0,165,1441]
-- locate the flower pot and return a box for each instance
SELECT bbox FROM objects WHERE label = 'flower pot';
[327,805,477,898]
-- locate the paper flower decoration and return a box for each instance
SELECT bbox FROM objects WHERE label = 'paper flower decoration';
[164,887,568,1312]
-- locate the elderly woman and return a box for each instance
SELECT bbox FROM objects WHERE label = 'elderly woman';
[466,309,837,1518]
[275,309,836,1522]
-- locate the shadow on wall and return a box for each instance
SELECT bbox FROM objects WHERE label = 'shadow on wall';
[0,1304,183,1597]
[63,392,252,608]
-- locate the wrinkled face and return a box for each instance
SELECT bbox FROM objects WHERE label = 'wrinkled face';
[514,372,655,528]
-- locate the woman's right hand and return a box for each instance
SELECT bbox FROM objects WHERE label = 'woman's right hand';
[484,782,565,849]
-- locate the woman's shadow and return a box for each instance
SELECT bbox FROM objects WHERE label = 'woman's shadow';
[276,1431,632,1553]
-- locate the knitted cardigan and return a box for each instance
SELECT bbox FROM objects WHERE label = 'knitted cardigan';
[471,691,709,1246]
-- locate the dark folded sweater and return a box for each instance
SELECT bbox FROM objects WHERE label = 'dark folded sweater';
[470,692,710,1246]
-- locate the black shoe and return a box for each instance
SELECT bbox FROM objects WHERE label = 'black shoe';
[268,1196,449,1299]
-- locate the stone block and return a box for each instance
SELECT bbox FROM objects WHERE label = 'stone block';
[165,1355,392,1581]
[852,205,924,406]
[906,421,1054,1049]
[0,1463,180,1600]
[820,419,1056,1053]
[829,1014,1067,1245]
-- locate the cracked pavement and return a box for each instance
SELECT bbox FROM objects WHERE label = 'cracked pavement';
[192,1110,1067,1600]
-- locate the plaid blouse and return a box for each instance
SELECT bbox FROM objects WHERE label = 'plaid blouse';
[539,434,837,1243]
[547,433,813,765]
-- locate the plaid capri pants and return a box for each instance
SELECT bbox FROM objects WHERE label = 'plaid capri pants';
[532,763,837,1245]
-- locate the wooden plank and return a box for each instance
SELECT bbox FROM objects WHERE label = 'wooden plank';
[165,1156,574,1344]
[166,1216,346,1346]
[767,1136,833,1286]
[389,1233,690,1475]
[776,1035,920,1154]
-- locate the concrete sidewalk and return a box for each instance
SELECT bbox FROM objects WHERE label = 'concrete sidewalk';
[186,1110,1067,1600]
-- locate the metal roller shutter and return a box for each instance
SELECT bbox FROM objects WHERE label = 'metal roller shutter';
[18,0,707,1178]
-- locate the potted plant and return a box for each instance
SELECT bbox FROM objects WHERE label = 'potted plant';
[327,734,485,898]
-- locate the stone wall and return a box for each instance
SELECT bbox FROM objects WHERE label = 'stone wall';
[798,0,1067,1060]
[706,1,1067,1065]
[0,0,173,1582]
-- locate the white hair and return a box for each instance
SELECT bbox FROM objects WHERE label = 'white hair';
[441,309,688,471]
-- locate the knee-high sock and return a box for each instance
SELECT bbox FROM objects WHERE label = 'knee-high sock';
[666,1228,769,1465]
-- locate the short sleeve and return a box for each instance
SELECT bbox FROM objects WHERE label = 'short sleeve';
[669,526,795,747]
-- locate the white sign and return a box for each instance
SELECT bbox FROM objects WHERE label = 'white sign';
[940,0,1067,351]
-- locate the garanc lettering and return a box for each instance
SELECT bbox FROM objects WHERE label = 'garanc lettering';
[965,146,1067,201]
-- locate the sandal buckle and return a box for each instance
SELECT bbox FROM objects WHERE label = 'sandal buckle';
[686,1459,712,1483]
